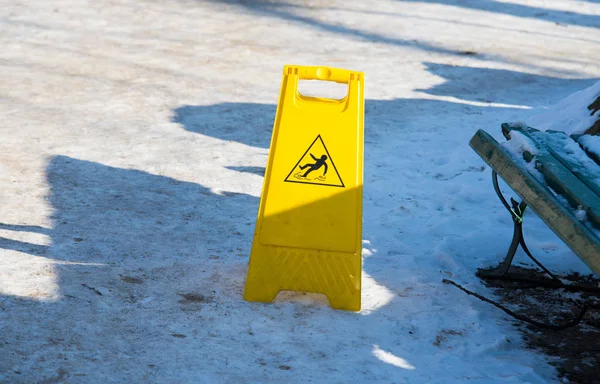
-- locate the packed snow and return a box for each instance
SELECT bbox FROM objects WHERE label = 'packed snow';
[527,80,600,135]
[1,0,600,383]
[580,134,600,159]
[500,129,546,182]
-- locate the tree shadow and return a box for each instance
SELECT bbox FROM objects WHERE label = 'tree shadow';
[0,155,259,304]
[205,0,484,56]
[0,236,48,256]
[0,224,51,256]
[172,64,599,153]
[0,155,264,381]
[417,62,600,107]
[398,0,600,29]
[0,223,51,234]
[225,166,266,176]
[173,104,276,149]
[44,156,258,266]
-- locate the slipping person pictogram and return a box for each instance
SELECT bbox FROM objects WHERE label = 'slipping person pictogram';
[284,134,344,188]
[298,154,328,179]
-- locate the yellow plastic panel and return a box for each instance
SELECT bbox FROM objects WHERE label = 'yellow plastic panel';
[243,65,364,311]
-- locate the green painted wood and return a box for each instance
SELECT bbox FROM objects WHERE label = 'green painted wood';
[540,130,600,198]
[536,160,600,229]
[469,129,600,277]
[501,124,600,229]
[504,127,600,197]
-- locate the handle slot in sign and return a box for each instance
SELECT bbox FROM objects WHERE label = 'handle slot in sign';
[297,79,348,101]
[285,65,361,104]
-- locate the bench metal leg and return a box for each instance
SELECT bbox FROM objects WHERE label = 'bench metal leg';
[477,171,562,283]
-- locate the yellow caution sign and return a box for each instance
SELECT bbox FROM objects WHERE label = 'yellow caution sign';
[244,65,365,311]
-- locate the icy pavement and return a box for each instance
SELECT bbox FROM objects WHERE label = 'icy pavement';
[1,0,599,382]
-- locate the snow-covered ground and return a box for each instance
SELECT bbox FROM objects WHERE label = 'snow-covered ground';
[1,0,599,383]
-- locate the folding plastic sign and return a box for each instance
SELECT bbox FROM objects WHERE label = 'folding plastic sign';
[244,65,365,311]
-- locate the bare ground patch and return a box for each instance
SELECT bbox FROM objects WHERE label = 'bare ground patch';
[478,267,600,384]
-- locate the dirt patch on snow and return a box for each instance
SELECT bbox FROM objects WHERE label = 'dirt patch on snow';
[478,267,600,384]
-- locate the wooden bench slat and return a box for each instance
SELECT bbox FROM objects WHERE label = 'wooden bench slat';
[536,160,600,229]
[538,130,600,198]
[469,129,600,276]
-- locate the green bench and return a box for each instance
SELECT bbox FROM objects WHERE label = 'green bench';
[469,123,600,279]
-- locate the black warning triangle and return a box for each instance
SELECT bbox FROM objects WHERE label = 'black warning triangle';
[284,135,345,188]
